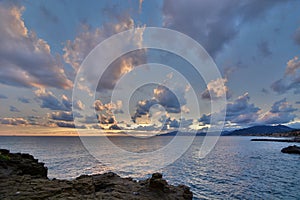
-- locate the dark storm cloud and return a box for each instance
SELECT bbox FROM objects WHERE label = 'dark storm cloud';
[163,0,286,57]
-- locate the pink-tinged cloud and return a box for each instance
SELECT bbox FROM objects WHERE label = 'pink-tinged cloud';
[201,78,231,100]
[63,17,146,90]
[271,56,300,94]
[259,98,297,124]
[0,4,72,89]
[0,117,28,125]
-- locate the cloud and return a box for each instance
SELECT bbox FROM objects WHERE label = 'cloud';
[35,89,84,112]
[0,94,7,99]
[63,17,146,90]
[18,97,30,103]
[0,3,72,89]
[0,117,28,125]
[109,124,121,130]
[271,56,300,94]
[61,95,72,111]
[47,110,85,128]
[92,99,122,128]
[55,121,86,129]
[285,56,300,75]
[201,78,230,100]
[226,93,260,124]
[261,88,269,94]
[73,100,85,111]
[199,93,260,125]
[259,98,297,124]
[34,89,68,111]
[294,27,300,45]
[39,5,59,24]
[9,105,20,112]
[162,0,285,57]
[49,111,74,122]
[132,85,186,123]
[257,40,272,57]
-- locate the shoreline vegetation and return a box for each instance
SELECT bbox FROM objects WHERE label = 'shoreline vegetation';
[0,149,193,200]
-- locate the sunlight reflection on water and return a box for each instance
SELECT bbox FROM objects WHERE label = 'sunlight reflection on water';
[0,136,299,199]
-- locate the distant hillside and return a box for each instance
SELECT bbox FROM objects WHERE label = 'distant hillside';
[224,125,294,136]
[157,131,206,136]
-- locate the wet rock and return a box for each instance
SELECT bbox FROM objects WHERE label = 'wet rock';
[281,145,300,154]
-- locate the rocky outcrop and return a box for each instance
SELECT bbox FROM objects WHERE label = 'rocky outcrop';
[0,149,192,199]
[281,145,300,154]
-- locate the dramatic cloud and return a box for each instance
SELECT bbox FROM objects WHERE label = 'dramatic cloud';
[34,89,68,111]
[201,78,230,100]
[63,17,146,90]
[35,89,84,112]
[0,117,28,125]
[0,94,7,99]
[163,0,286,57]
[199,93,260,125]
[259,98,297,124]
[132,85,186,123]
[0,4,72,89]
[226,93,260,124]
[271,56,300,94]
[92,100,122,128]
[9,106,20,112]
[18,97,30,103]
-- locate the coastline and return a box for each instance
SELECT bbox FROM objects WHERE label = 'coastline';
[0,149,193,200]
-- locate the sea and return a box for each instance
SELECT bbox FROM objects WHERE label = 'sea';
[0,136,299,200]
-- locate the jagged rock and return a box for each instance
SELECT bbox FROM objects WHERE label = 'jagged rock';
[0,149,47,178]
[281,145,300,154]
[0,149,193,199]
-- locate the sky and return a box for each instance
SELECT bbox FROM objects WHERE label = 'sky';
[0,0,300,135]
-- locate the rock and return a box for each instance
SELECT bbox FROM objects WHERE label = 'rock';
[281,145,300,154]
[0,149,193,199]
[0,149,47,178]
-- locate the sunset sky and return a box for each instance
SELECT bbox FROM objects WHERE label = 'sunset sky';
[0,0,300,135]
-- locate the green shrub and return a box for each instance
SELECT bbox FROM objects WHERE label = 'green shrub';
[0,153,10,161]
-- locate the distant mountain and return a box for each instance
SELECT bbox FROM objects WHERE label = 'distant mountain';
[224,125,294,136]
[157,131,206,136]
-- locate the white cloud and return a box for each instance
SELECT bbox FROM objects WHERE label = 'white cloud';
[201,78,230,100]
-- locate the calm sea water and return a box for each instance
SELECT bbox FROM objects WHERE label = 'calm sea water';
[0,136,299,200]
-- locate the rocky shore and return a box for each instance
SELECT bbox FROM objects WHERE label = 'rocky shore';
[0,149,192,200]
